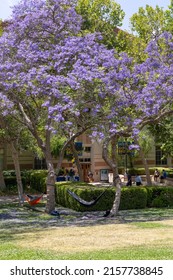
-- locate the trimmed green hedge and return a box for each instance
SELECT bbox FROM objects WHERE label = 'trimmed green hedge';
[55,182,148,212]
[2,169,47,193]
[145,186,173,208]
[29,170,47,193]
[120,187,147,210]
[4,176,27,189]
[126,167,172,176]
[2,170,173,210]
[3,170,30,190]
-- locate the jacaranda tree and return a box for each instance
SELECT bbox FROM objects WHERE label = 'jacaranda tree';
[1,0,173,216]
[90,32,173,216]
[0,0,120,213]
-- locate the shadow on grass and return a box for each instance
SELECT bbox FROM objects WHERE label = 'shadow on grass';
[1,199,173,240]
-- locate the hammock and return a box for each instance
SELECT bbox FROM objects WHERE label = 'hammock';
[23,194,44,206]
[67,189,106,207]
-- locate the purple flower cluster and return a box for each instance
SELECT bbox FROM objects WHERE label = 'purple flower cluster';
[1,0,173,150]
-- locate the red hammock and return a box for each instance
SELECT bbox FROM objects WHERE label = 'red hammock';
[24,194,43,206]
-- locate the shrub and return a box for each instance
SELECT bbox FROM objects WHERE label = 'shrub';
[119,187,147,210]
[151,187,173,208]
[4,176,28,191]
[145,186,163,207]
[55,182,148,212]
[1,169,48,194]
[126,167,171,176]
[29,170,47,193]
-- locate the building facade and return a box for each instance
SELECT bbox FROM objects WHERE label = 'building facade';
[0,135,172,182]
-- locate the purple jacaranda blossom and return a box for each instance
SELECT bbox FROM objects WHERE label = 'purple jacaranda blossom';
[128,144,140,151]
[1,1,173,158]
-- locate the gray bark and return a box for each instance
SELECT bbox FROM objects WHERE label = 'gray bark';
[10,142,24,205]
[102,136,122,216]
[0,168,6,191]
[45,161,56,214]
[140,150,152,185]
[44,130,56,214]
[135,138,152,185]
[70,141,83,181]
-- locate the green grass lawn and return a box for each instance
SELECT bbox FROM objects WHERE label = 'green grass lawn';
[1,199,173,260]
[0,243,173,260]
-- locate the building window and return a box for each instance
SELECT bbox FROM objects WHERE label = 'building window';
[84,147,91,153]
[34,157,47,169]
[155,146,167,165]
[79,158,91,162]
[84,158,91,162]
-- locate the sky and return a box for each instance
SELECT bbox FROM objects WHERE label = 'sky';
[0,0,171,31]
[116,0,171,31]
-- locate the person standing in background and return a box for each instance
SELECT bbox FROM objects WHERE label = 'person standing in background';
[135,174,142,186]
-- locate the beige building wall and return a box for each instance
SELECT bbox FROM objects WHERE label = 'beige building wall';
[0,144,34,170]
[90,141,110,181]
[1,135,173,181]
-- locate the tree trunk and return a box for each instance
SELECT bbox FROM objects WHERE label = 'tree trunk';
[56,148,65,177]
[70,141,83,181]
[110,175,122,216]
[0,168,6,191]
[134,138,152,185]
[45,149,56,214]
[102,136,122,216]
[10,142,24,205]
[140,150,152,185]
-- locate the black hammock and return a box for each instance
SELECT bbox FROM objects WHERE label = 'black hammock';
[67,189,106,207]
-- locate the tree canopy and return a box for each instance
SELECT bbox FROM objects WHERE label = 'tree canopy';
[1,0,173,214]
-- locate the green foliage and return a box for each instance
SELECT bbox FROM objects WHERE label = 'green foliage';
[3,170,31,177]
[115,30,148,62]
[50,135,66,158]
[2,169,48,194]
[4,177,26,190]
[149,116,173,158]
[127,167,171,176]
[164,0,173,34]
[145,186,173,208]
[130,5,167,42]
[145,186,163,207]
[120,187,147,210]
[2,170,31,193]
[55,182,148,211]
[0,20,3,36]
[138,129,154,157]
[56,182,173,211]
[119,4,172,62]
[1,170,48,193]
[76,0,125,49]
[29,170,47,193]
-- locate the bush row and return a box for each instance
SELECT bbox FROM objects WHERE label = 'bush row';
[124,167,172,176]
[3,170,173,210]
[55,182,173,211]
[3,170,47,193]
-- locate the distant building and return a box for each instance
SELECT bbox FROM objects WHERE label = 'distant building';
[0,134,172,182]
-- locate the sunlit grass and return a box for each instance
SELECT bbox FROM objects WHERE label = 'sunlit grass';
[132,221,173,228]
[0,243,173,260]
[1,201,173,260]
